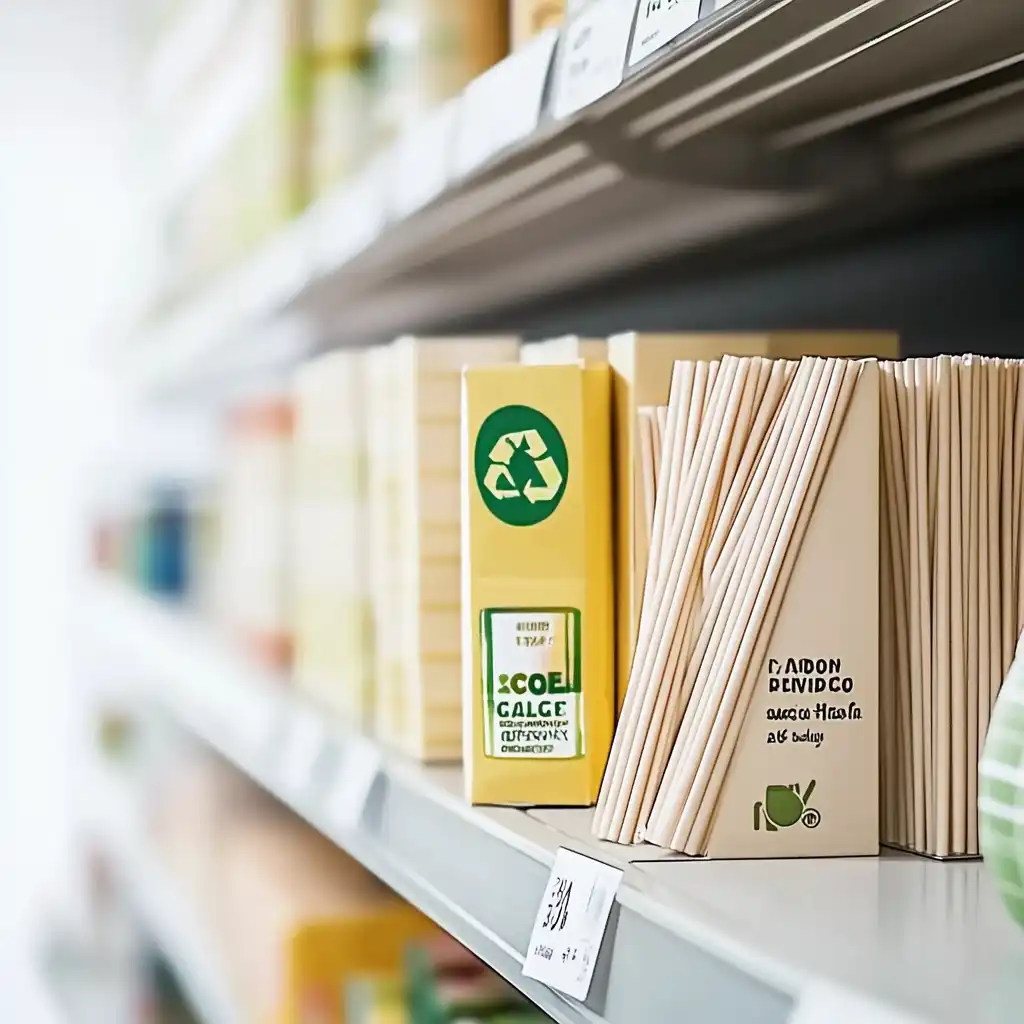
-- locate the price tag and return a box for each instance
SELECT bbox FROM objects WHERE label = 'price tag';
[326,736,381,832]
[391,100,458,218]
[523,848,623,1000]
[551,0,638,120]
[281,710,327,794]
[454,28,558,178]
[629,0,702,66]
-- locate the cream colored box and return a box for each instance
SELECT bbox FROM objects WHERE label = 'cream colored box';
[608,332,899,713]
[371,337,519,761]
[462,363,615,805]
[218,398,294,669]
[291,350,372,727]
[520,335,607,365]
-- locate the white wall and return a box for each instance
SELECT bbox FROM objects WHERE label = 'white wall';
[0,0,137,1012]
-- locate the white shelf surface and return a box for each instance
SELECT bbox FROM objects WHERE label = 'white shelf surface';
[84,578,1024,1024]
[87,765,239,1024]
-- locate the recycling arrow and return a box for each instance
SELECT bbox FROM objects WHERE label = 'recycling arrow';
[484,429,564,502]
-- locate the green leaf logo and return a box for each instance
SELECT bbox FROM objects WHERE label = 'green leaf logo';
[474,406,569,526]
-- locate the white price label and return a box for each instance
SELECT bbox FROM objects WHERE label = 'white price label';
[454,28,558,177]
[552,0,638,120]
[392,100,458,217]
[281,710,326,793]
[523,848,622,1000]
[629,0,702,66]
[326,737,381,832]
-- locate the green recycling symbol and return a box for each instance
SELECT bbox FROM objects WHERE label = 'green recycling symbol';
[474,405,569,526]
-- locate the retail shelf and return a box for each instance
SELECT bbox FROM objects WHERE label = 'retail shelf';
[123,0,1024,395]
[88,766,240,1024]
[85,577,1024,1024]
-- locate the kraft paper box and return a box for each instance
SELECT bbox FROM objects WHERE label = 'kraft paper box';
[462,363,615,806]
[608,331,899,714]
[701,360,880,858]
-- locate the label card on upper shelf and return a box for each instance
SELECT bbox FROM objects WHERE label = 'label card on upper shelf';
[325,736,381,832]
[454,28,559,178]
[281,709,328,794]
[629,0,702,66]
[551,0,639,120]
[392,100,459,218]
[523,848,623,1000]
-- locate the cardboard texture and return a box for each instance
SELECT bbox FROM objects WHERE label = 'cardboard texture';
[879,356,1024,859]
[594,356,880,859]
[462,362,615,806]
[371,337,519,763]
[607,333,898,716]
[292,350,372,727]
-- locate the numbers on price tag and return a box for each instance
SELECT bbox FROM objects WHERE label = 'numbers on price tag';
[551,0,639,120]
[629,0,702,66]
[523,848,623,1000]
[326,737,381,833]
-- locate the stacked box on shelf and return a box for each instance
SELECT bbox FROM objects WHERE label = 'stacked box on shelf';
[462,360,615,805]
[370,337,520,762]
[607,332,900,713]
[214,815,439,1024]
[218,396,294,669]
[292,350,372,727]
[594,355,881,856]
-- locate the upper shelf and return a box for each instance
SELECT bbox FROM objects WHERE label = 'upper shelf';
[122,0,1024,396]
[86,577,1024,1024]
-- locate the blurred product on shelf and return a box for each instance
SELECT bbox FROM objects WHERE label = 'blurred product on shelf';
[510,0,566,50]
[218,395,295,669]
[292,350,374,728]
[981,632,1024,929]
[462,361,615,806]
[146,745,551,1023]
[606,332,899,714]
[518,335,606,366]
[93,484,195,601]
[595,356,880,857]
[369,336,519,762]
[373,0,510,139]
[880,356,1024,859]
[156,0,380,304]
[404,935,530,1022]
[149,0,514,308]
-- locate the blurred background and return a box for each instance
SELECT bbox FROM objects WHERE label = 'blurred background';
[4,0,1024,1021]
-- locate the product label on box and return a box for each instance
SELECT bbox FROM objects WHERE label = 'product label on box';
[482,609,583,758]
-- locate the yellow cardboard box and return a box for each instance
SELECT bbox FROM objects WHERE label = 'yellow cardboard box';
[462,363,615,805]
